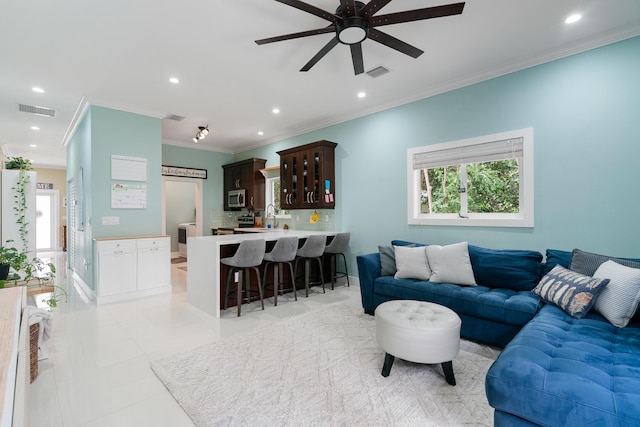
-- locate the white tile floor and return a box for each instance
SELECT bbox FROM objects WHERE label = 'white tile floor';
[28,252,361,427]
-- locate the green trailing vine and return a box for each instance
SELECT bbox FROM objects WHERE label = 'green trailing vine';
[2,156,63,307]
[12,169,31,253]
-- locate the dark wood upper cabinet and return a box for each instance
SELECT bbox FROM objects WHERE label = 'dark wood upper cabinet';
[277,140,337,210]
[222,158,267,211]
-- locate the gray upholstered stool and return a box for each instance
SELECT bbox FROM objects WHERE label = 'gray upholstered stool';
[375,300,461,385]
[222,239,266,317]
[323,232,350,290]
[294,234,326,297]
[262,236,299,306]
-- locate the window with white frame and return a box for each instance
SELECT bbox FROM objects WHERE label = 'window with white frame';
[265,176,290,218]
[407,128,534,227]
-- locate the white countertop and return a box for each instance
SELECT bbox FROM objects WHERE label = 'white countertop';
[187,229,340,318]
[193,229,338,245]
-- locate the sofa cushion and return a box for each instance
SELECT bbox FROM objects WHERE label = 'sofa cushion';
[426,242,476,286]
[570,248,640,276]
[486,304,640,426]
[373,276,540,326]
[542,249,573,275]
[468,245,543,291]
[532,265,609,318]
[593,260,640,328]
[393,246,431,280]
[378,245,396,276]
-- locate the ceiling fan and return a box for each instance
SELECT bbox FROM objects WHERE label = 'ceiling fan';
[255,0,465,75]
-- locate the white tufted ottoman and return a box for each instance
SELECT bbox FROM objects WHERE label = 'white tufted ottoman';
[375,300,462,385]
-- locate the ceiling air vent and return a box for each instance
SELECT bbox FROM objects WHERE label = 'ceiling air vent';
[366,65,391,78]
[164,114,185,121]
[18,103,56,117]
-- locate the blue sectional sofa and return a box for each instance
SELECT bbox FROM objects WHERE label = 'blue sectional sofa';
[356,241,640,426]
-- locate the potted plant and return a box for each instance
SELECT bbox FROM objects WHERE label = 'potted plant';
[0,241,20,281]
[0,240,27,282]
[4,156,32,170]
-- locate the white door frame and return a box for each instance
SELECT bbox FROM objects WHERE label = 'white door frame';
[161,176,204,237]
[36,189,60,251]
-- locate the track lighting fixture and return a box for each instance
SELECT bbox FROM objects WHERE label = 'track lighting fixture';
[192,125,209,143]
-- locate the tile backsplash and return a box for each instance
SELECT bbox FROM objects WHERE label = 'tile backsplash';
[209,209,338,232]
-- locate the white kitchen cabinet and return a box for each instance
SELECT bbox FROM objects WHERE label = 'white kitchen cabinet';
[94,236,170,304]
[137,237,170,290]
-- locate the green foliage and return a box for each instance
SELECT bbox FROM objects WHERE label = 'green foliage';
[4,156,32,170]
[11,169,31,253]
[420,160,520,214]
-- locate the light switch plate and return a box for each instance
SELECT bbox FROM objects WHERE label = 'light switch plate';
[102,216,120,225]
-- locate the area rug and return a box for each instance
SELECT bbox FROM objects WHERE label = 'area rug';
[151,303,500,427]
[171,256,187,264]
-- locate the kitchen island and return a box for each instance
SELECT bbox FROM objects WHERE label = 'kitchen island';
[187,230,338,318]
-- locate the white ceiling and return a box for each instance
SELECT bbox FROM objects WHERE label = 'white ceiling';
[1,0,639,169]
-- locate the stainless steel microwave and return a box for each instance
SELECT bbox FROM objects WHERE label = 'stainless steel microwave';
[228,189,246,208]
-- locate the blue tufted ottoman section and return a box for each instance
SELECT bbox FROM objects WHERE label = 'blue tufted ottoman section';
[486,304,640,426]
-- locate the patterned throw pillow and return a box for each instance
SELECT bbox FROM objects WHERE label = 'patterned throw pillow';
[592,260,640,328]
[532,265,610,318]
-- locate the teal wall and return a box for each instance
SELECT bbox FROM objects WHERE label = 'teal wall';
[66,106,162,290]
[240,36,640,264]
[66,109,92,284]
[91,106,163,238]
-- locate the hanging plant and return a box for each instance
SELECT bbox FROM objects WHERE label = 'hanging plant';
[12,168,31,253]
[5,156,32,170]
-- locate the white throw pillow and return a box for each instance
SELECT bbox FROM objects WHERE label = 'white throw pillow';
[425,242,477,286]
[393,246,431,280]
[592,260,640,328]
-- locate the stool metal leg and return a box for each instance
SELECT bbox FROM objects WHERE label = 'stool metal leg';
[251,266,264,310]
[223,267,235,310]
[315,257,325,293]
[287,262,297,301]
[236,269,243,317]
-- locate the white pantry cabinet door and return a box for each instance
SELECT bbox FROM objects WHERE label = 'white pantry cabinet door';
[96,240,136,296]
[136,237,170,290]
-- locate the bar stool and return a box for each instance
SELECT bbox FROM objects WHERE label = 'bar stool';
[262,236,299,306]
[222,239,266,317]
[294,234,326,297]
[324,232,350,290]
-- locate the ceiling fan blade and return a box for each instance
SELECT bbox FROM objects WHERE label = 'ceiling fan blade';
[276,0,340,23]
[370,2,465,27]
[359,0,393,19]
[255,26,335,45]
[350,43,364,75]
[368,28,423,58]
[301,37,340,71]
[340,0,358,16]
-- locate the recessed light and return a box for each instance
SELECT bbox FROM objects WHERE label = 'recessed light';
[169,77,179,84]
[30,144,37,148]
[272,108,280,114]
[258,131,264,136]
[357,91,366,98]
[565,14,581,24]
[31,126,40,130]
[32,87,45,93]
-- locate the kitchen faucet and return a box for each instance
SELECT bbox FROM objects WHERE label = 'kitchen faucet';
[266,204,277,228]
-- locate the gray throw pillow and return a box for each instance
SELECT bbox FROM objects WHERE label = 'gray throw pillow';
[379,245,396,276]
[570,249,640,276]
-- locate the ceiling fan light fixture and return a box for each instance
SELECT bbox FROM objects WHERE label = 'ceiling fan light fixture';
[336,16,368,45]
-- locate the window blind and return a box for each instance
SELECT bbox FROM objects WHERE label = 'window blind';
[413,137,523,170]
